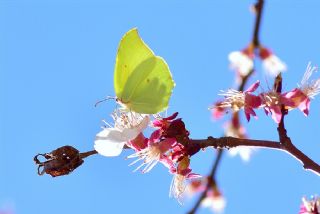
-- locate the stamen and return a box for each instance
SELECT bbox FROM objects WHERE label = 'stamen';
[127,145,162,173]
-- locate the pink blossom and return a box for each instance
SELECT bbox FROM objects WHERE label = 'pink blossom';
[122,112,196,176]
[284,63,320,116]
[219,81,262,121]
[127,137,177,173]
[259,89,295,123]
[284,89,310,116]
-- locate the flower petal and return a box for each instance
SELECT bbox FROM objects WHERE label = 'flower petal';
[94,127,137,157]
[228,51,254,76]
[270,106,282,123]
[262,55,287,77]
[95,128,128,143]
[94,134,125,157]
[298,97,310,116]
[245,80,260,93]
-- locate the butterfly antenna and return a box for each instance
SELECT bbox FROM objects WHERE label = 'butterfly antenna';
[95,96,115,107]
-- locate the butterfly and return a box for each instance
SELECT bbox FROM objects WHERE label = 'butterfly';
[113,28,175,114]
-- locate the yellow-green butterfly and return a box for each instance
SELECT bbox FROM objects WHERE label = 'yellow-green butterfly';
[114,28,175,114]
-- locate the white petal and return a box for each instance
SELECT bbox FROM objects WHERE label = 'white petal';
[94,128,127,157]
[263,55,287,77]
[96,128,128,142]
[229,146,252,162]
[202,196,226,213]
[120,116,149,140]
[228,51,253,76]
[94,138,125,157]
[93,114,150,157]
[121,127,140,141]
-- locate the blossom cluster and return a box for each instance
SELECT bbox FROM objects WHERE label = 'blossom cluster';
[212,63,320,123]
[94,110,200,201]
[229,45,286,82]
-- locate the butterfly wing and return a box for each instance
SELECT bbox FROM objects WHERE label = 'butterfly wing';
[121,56,175,114]
[114,28,154,98]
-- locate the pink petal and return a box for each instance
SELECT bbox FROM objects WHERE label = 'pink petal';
[160,156,176,173]
[245,94,262,108]
[245,111,251,122]
[284,88,310,113]
[244,107,257,122]
[159,138,176,153]
[298,98,310,116]
[245,80,260,93]
[127,133,148,151]
[280,95,295,107]
[284,88,301,99]
[153,120,162,127]
[270,106,282,123]
[149,129,161,143]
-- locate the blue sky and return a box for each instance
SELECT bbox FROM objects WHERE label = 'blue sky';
[1,0,320,213]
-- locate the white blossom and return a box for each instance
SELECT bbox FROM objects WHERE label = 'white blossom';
[94,111,149,157]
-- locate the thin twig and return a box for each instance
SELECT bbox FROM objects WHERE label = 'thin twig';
[252,0,264,47]
[79,150,98,159]
[187,150,223,214]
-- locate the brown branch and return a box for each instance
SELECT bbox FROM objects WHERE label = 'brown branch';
[252,0,264,47]
[79,150,98,159]
[188,136,320,175]
[276,103,320,175]
[283,140,320,176]
[192,136,282,150]
[34,133,320,177]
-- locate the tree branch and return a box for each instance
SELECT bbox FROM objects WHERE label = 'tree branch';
[188,136,320,176]
[252,0,264,47]
[276,97,320,175]
[79,150,98,159]
[192,136,282,150]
